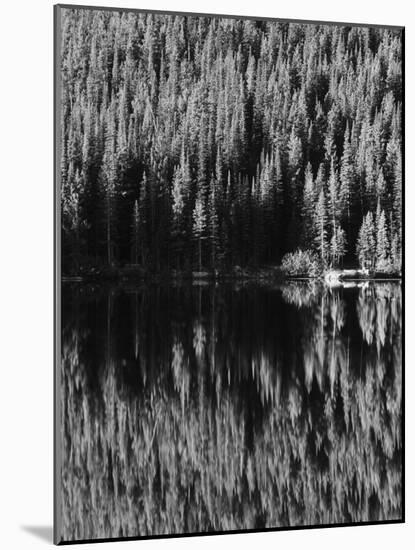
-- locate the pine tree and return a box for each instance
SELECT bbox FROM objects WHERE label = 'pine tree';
[339,124,355,239]
[356,212,376,270]
[171,166,185,269]
[376,170,387,207]
[327,158,340,266]
[192,192,207,272]
[101,101,117,266]
[390,230,401,274]
[251,174,265,265]
[271,147,284,260]
[137,174,149,265]
[314,188,328,267]
[259,155,274,261]
[63,166,82,273]
[376,207,390,272]
[330,225,347,267]
[288,127,303,207]
[393,151,402,247]
[302,162,315,249]
[208,174,220,269]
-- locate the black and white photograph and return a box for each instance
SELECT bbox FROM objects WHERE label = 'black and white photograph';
[55,4,403,544]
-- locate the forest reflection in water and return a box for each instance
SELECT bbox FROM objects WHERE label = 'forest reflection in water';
[60,281,402,542]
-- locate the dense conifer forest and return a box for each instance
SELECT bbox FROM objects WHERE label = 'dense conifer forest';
[59,9,403,277]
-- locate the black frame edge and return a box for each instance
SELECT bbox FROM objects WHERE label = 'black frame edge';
[54,3,63,546]
[401,26,405,525]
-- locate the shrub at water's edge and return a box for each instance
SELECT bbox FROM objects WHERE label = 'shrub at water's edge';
[281,250,321,278]
[281,247,401,279]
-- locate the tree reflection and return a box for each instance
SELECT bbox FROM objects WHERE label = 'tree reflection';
[60,282,402,541]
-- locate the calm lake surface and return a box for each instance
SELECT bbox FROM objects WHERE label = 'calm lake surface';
[60,281,402,541]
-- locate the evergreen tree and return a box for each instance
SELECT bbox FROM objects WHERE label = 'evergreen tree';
[171,163,185,259]
[376,207,390,272]
[330,225,347,268]
[356,212,376,270]
[393,151,402,246]
[101,101,117,266]
[302,162,315,248]
[314,189,328,267]
[327,158,340,266]
[192,192,207,271]
[339,124,355,240]
[137,174,149,265]
[208,174,220,269]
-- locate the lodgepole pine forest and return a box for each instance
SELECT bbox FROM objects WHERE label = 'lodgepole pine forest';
[59,9,403,277]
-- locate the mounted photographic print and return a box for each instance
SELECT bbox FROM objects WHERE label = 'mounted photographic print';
[54,3,404,544]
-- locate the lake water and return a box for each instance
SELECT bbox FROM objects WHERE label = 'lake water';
[60,281,402,542]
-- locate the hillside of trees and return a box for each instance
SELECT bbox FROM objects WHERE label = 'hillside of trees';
[59,9,403,277]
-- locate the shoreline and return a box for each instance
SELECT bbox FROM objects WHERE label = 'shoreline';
[61,267,402,284]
